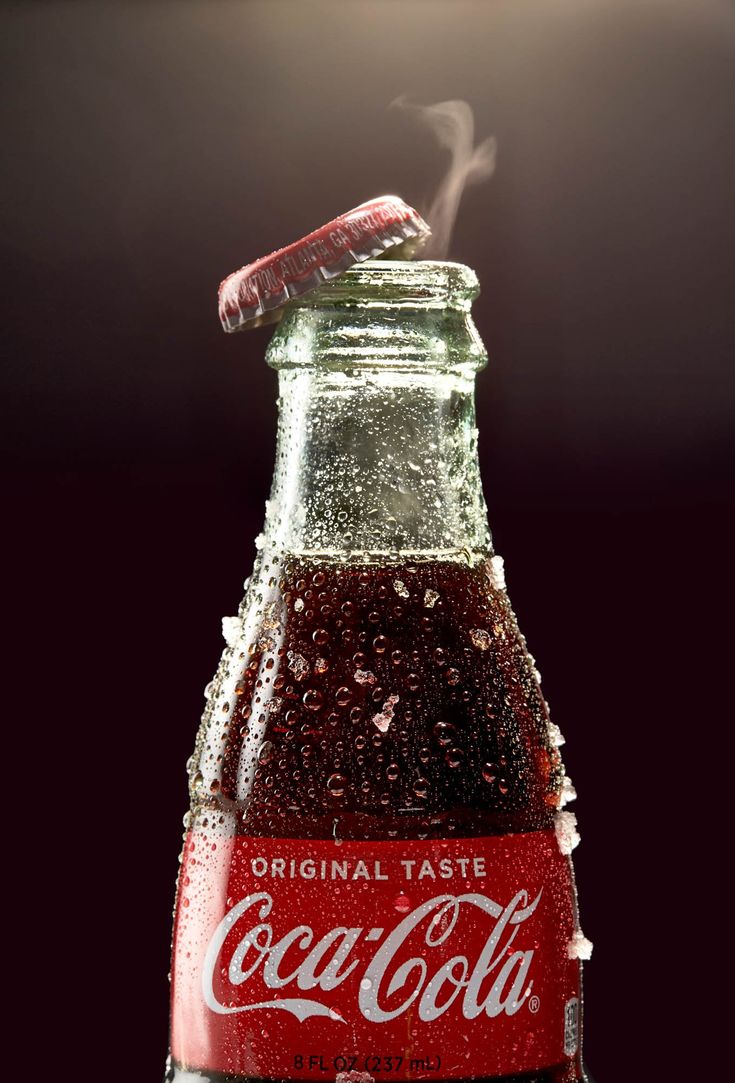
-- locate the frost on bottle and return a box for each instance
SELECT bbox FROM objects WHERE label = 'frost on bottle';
[166,260,589,1083]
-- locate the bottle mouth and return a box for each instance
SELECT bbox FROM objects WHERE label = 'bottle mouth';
[290,260,480,312]
[267,259,487,373]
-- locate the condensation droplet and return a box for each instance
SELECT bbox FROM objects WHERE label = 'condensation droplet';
[303,689,323,711]
[258,741,274,765]
[445,747,464,768]
[327,773,348,797]
[433,721,455,746]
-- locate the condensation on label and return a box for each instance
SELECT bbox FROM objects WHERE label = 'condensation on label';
[171,831,582,1080]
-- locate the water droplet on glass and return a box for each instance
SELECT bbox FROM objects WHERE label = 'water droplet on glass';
[433,721,455,746]
[258,741,274,765]
[303,689,323,711]
[327,773,348,797]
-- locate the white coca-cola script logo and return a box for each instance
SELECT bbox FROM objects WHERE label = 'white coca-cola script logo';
[202,890,541,1024]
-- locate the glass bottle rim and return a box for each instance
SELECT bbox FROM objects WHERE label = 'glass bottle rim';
[289,259,479,311]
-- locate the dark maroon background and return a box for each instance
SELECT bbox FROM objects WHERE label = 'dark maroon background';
[3,2,733,1081]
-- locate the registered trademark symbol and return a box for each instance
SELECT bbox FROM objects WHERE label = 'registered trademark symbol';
[528,995,541,1014]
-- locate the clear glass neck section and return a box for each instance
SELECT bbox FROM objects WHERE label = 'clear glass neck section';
[261,261,491,560]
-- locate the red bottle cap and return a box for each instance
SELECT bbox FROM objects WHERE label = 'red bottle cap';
[218,195,430,332]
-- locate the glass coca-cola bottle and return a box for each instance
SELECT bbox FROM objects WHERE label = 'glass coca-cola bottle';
[165,258,590,1083]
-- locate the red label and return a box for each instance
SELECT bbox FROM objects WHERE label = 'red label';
[171,830,581,1080]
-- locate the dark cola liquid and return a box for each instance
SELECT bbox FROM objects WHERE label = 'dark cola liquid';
[174,556,579,1083]
[192,556,563,841]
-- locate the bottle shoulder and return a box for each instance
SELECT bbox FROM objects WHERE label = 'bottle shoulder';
[189,556,565,840]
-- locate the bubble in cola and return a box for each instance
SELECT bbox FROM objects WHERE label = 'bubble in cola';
[165,253,591,1083]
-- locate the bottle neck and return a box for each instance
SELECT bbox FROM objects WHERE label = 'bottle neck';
[261,368,489,559]
[260,261,491,561]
